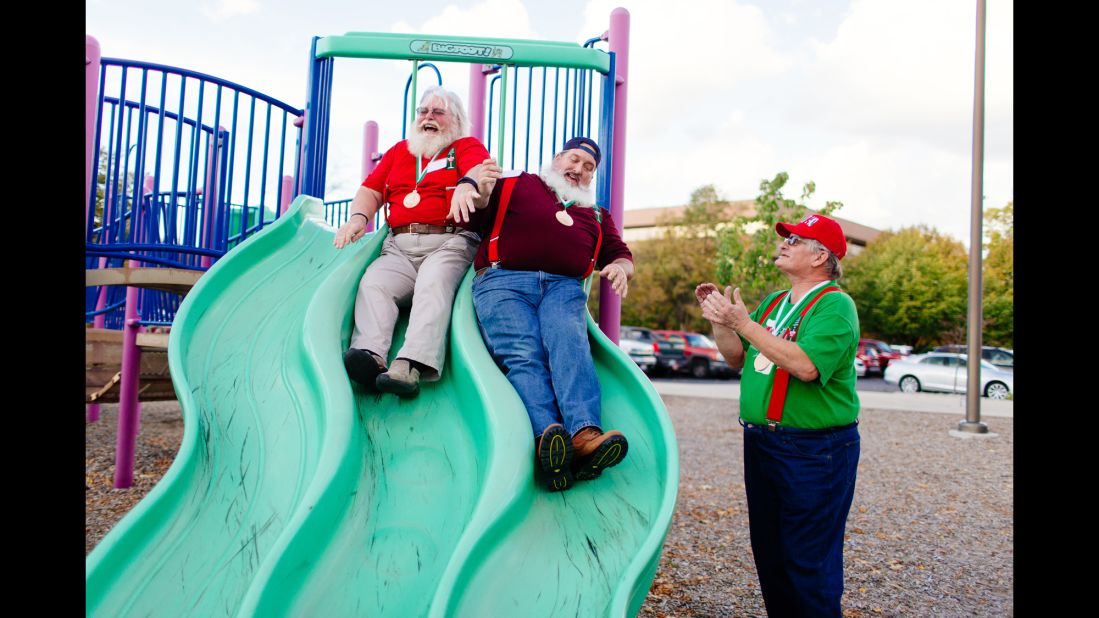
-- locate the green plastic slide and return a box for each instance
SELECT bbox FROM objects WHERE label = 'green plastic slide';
[86,196,679,617]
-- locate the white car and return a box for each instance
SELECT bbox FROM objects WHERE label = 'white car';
[883,353,1013,399]
[618,327,658,374]
[854,356,867,377]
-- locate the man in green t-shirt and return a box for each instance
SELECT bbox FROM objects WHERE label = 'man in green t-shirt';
[696,213,860,618]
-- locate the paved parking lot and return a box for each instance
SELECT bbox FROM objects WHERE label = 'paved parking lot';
[648,375,1013,418]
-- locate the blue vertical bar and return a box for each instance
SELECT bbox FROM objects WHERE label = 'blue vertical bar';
[487,75,499,156]
[152,71,167,245]
[510,66,518,170]
[242,96,256,235]
[538,67,547,170]
[524,66,532,171]
[169,75,186,246]
[275,111,288,224]
[209,85,225,251]
[131,69,149,248]
[561,68,569,147]
[109,67,129,245]
[259,104,272,226]
[552,68,559,153]
[88,62,108,243]
[224,91,240,244]
[596,52,616,211]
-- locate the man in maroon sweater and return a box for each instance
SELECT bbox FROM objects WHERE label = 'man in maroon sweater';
[452,137,634,491]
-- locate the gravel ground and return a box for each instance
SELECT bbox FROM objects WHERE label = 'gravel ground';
[85,396,1012,616]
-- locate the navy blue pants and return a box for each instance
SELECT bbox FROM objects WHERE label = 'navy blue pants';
[741,420,860,618]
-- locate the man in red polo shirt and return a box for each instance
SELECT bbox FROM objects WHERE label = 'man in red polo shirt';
[334,86,493,398]
[453,137,634,492]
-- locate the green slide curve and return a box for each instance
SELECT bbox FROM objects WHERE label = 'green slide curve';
[85,196,679,617]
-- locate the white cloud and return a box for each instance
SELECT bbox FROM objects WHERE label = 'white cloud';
[201,0,261,22]
[391,0,538,40]
[324,0,542,198]
[570,1,793,211]
[795,0,1012,157]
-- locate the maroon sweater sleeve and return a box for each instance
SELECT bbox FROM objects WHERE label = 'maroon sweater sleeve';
[596,209,633,268]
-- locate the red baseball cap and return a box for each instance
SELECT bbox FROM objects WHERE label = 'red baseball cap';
[776,213,847,259]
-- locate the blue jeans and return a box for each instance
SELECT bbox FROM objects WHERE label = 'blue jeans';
[472,269,601,438]
[741,420,860,618]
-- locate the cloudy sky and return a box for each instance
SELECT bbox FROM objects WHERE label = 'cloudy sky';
[87,0,1012,245]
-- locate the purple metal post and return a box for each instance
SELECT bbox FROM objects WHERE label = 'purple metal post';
[294,114,306,195]
[362,120,379,231]
[200,129,222,268]
[598,7,630,344]
[87,255,111,423]
[468,64,487,142]
[280,175,293,215]
[113,284,142,488]
[86,36,101,235]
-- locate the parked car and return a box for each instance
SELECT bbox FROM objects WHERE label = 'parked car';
[858,338,902,374]
[889,344,914,356]
[932,345,1013,369]
[883,352,1013,399]
[652,329,737,379]
[649,330,688,376]
[617,326,658,374]
[854,356,867,377]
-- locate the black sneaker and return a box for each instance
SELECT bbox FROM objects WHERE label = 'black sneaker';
[536,424,573,492]
[344,348,385,391]
[571,428,628,481]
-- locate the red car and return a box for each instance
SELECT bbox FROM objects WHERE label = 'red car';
[652,329,737,379]
[857,338,902,375]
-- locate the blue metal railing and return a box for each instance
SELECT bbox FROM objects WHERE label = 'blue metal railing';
[482,56,608,176]
[87,57,305,326]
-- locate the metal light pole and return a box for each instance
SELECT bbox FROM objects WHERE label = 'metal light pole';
[959,0,988,434]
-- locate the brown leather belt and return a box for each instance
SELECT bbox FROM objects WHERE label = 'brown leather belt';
[391,223,459,235]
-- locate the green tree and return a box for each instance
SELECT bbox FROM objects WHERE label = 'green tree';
[982,201,1013,347]
[715,172,842,307]
[843,226,968,350]
[607,184,732,332]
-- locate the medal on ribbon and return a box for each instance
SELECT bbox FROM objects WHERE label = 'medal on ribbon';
[754,352,774,374]
[405,147,443,209]
[556,197,576,226]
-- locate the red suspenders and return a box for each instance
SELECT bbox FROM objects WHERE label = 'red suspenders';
[755,286,842,424]
[486,176,603,278]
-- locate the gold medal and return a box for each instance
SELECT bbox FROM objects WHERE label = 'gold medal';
[754,352,774,374]
[556,210,574,226]
[403,190,421,208]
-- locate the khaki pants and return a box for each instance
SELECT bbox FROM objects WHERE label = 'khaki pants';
[350,230,479,381]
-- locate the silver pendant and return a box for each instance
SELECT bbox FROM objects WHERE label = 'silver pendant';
[403,190,421,208]
[556,210,574,226]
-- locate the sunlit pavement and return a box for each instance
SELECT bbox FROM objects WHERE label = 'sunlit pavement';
[648,377,1013,419]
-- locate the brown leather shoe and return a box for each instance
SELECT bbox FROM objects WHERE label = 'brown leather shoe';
[535,424,573,491]
[571,427,628,480]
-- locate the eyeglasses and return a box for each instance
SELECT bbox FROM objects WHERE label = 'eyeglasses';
[416,107,449,118]
[783,234,805,246]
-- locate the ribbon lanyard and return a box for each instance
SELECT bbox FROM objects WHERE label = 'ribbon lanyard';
[767,280,830,338]
[414,148,445,186]
[555,192,602,224]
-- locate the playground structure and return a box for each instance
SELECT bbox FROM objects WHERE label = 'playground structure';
[87,7,678,617]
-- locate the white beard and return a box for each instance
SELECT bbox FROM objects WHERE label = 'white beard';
[407,125,460,159]
[540,164,596,207]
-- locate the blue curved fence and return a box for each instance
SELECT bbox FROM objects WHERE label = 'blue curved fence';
[86,57,305,326]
